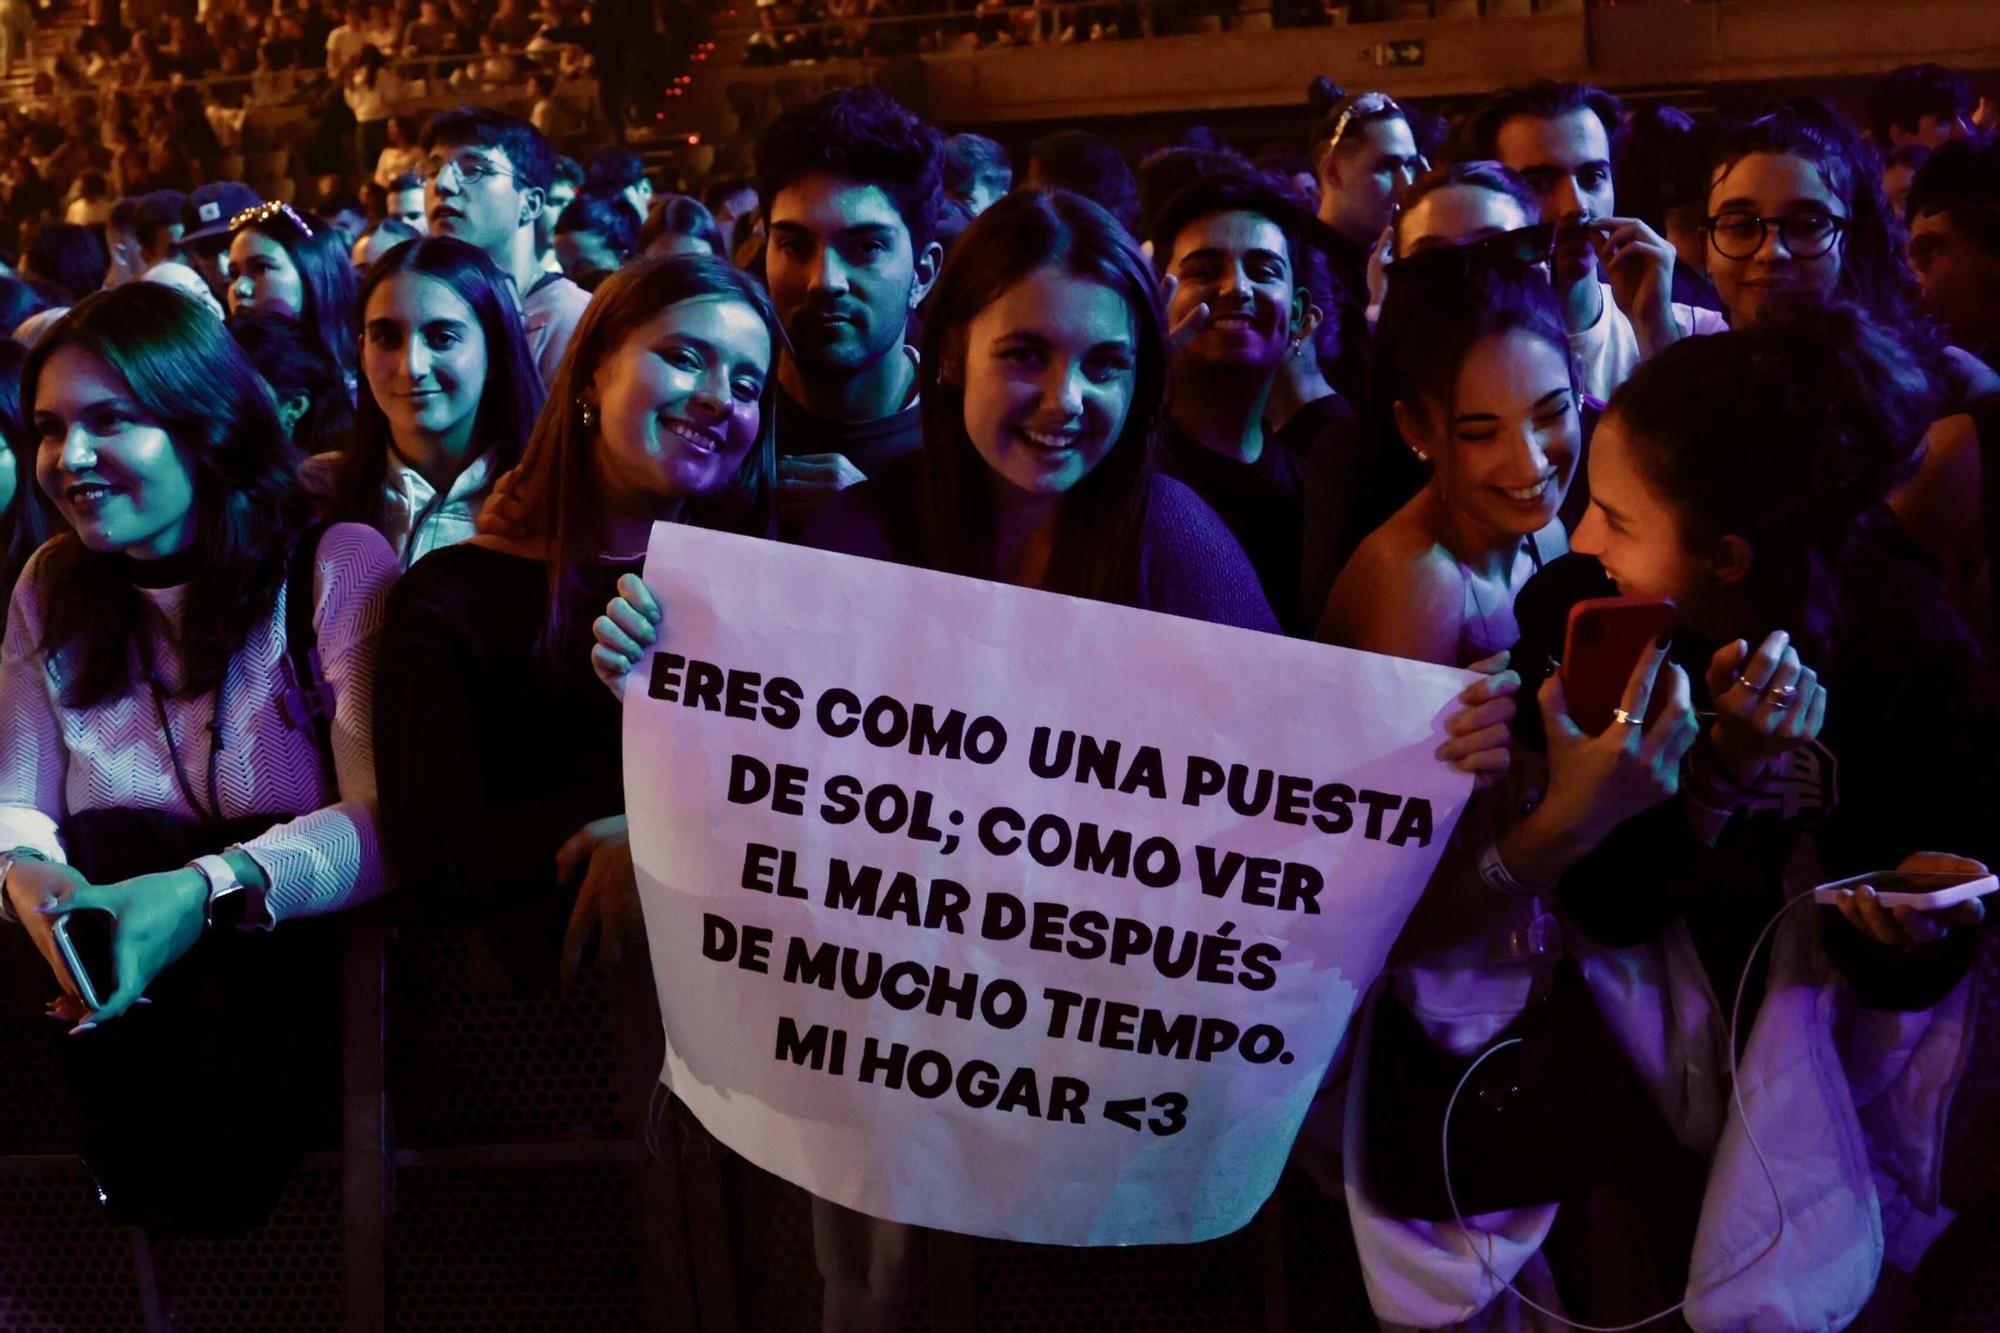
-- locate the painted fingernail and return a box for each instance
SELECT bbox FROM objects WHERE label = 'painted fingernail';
[68,1021,96,1035]
[33,898,59,914]
[133,997,152,1007]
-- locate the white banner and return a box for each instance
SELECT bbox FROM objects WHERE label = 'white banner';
[625,524,1474,1246]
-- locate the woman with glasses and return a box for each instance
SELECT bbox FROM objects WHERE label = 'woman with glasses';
[225,201,360,397]
[1701,106,2000,656]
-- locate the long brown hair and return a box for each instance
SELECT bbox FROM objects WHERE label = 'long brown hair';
[483,253,780,664]
[917,188,1163,604]
[25,284,309,706]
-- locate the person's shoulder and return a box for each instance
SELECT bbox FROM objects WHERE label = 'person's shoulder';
[313,520,399,586]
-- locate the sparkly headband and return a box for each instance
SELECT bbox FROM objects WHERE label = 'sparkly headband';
[230,200,314,237]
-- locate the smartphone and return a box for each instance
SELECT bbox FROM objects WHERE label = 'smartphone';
[1812,869,1999,912]
[1561,596,1678,735]
[53,908,118,1012]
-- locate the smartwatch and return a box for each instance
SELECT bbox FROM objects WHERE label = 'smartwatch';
[190,854,250,932]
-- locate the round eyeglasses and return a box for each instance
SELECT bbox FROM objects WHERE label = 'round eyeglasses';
[1705,209,1848,261]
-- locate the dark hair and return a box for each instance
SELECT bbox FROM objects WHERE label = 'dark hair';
[1147,168,1305,280]
[24,284,309,707]
[1606,299,1933,663]
[551,154,584,191]
[358,216,422,254]
[584,144,647,192]
[1135,146,1252,246]
[387,170,423,194]
[77,171,110,202]
[25,224,110,304]
[1705,107,1932,353]
[1382,256,1573,423]
[1866,63,1973,148]
[0,337,54,609]
[134,190,186,254]
[229,206,359,381]
[1454,79,1624,164]
[1615,104,1711,236]
[944,133,1012,202]
[918,189,1164,604]
[0,275,51,332]
[482,254,779,663]
[755,86,945,253]
[554,186,642,259]
[1390,160,1540,256]
[230,309,357,459]
[1028,131,1138,235]
[336,237,544,545]
[637,193,725,258]
[1307,77,1409,163]
[109,198,140,232]
[699,175,754,215]
[1908,138,2000,254]
[422,105,557,193]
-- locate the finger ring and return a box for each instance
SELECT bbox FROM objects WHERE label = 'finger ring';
[1764,682,1798,709]
[1612,708,1642,726]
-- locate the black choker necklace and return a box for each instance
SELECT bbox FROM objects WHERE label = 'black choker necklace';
[120,546,204,589]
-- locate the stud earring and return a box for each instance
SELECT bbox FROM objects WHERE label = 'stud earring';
[578,399,598,429]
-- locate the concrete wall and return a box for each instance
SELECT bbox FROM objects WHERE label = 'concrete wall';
[713,0,2000,126]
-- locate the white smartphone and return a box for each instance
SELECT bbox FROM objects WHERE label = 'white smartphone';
[1811,869,1998,912]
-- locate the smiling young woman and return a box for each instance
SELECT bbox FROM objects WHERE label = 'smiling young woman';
[369,254,778,993]
[0,283,399,1229]
[309,236,544,567]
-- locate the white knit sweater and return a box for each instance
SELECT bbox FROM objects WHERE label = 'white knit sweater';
[0,523,398,924]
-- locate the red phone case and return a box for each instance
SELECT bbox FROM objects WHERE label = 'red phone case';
[1561,596,1678,736]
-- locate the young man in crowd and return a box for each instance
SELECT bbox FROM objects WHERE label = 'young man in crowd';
[943,133,1013,219]
[585,144,654,226]
[315,190,370,249]
[422,105,589,388]
[386,171,427,233]
[1153,172,1313,634]
[133,189,188,275]
[1308,86,1427,397]
[1458,79,1723,400]
[701,175,759,243]
[755,86,944,532]
[536,154,583,275]
[1868,62,1978,152]
[1907,139,2000,370]
[178,180,262,304]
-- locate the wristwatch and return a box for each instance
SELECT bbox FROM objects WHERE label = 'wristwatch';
[190,854,250,932]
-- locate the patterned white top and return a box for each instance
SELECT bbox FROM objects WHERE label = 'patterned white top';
[0,523,399,924]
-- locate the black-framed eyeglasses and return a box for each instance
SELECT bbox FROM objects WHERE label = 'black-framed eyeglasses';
[420,154,519,187]
[1390,222,1556,282]
[1704,209,1847,260]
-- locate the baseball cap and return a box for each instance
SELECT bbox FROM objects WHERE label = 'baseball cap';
[181,181,264,244]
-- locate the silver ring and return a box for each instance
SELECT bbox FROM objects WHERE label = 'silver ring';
[1611,708,1642,726]
[1764,682,1798,710]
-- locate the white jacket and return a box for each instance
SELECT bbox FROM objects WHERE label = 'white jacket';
[1344,877,1975,1331]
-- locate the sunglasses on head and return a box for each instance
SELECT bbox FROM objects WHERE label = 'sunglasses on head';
[1389,222,1555,283]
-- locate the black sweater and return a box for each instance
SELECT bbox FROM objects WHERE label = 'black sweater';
[374,545,634,920]
[1521,540,1994,1013]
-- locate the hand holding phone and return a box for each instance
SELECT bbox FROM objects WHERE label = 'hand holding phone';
[54,907,120,1013]
[1816,853,1993,949]
[1561,596,1678,736]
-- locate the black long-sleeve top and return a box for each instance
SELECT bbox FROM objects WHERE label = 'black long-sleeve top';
[374,545,634,923]
[1520,537,1995,1014]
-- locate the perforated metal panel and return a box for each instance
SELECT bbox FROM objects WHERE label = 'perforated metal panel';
[0,1164,146,1332]
[151,1166,344,1331]
[0,932,83,1156]
[386,922,633,1147]
[389,1161,651,1329]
